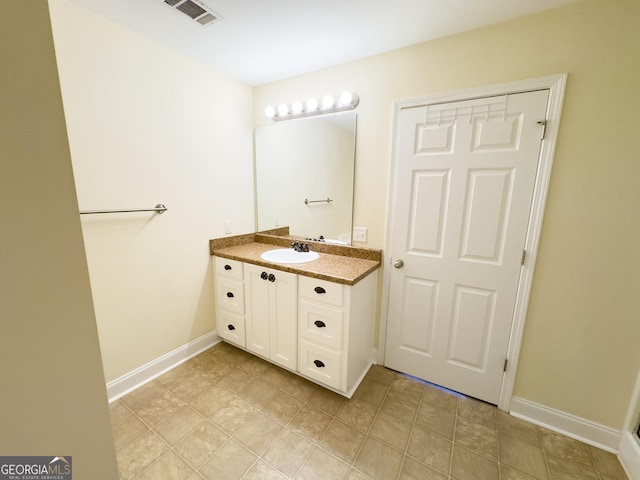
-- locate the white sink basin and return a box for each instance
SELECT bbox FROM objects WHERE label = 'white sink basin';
[260,248,320,264]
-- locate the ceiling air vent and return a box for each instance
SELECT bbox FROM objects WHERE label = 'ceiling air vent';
[162,0,222,27]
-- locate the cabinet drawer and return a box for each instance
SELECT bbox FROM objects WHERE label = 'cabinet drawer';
[299,276,344,307]
[215,257,244,280]
[217,310,245,348]
[298,340,342,390]
[215,278,244,315]
[299,300,344,350]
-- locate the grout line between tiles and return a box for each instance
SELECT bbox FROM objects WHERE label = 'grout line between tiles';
[539,425,553,480]
[448,404,459,480]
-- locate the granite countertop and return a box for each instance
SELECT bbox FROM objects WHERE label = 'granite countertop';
[210,231,382,286]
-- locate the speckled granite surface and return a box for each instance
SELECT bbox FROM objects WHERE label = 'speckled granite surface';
[210,231,382,285]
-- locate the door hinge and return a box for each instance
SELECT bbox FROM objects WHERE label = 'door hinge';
[503,358,508,372]
[537,120,547,140]
[521,249,526,266]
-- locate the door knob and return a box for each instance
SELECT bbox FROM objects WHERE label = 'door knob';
[393,259,404,269]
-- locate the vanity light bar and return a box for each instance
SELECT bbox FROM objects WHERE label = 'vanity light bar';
[265,92,359,121]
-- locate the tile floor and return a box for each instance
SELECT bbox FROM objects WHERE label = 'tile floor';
[110,342,629,480]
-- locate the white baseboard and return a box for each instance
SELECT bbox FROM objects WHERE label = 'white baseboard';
[619,431,640,480]
[510,396,622,453]
[106,331,221,402]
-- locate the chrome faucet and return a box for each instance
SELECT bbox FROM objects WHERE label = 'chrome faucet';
[291,242,309,252]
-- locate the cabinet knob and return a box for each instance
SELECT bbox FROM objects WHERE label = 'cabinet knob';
[268,273,276,282]
[261,272,268,280]
[226,292,234,298]
[313,360,325,368]
[224,264,232,271]
[227,324,235,331]
[314,286,326,294]
[314,320,326,328]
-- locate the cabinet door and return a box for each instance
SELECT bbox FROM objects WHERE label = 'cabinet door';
[244,264,271,358]
[244,264,297,370]
[270,269,297,370]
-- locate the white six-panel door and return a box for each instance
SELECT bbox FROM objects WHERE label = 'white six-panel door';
[384,90,549,404]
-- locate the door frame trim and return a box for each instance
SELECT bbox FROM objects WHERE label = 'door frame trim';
[379,74,567,411]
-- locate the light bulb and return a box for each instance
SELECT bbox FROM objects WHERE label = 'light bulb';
[339,91,353,106]
[322,95,335,109]
[291,101,303,114]
[277,104,289,116]
[264,106,276,118]
[306,98,319,111]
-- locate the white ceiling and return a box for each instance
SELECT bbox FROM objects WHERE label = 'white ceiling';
[68,0,580,86]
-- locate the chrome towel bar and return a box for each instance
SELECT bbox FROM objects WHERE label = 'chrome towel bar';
[304,198,333,205]
[79,203,167,215]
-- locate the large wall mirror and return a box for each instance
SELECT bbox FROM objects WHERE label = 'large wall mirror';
[254,112,356,244]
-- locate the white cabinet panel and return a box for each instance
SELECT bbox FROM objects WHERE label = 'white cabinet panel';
[214,257,245,348]
[299,276,344,307]
[298,300,344,350]
[244,263,297,370]
[298,340,342,390]
[298,270,378,396]
[215,258,243,280]
[215,277,244,315]
[217,310,246,347]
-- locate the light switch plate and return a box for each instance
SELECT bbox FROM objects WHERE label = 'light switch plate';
[224,221,232,234]
[353,227,368,242]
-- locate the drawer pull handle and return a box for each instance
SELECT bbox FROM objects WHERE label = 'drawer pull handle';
[224,264,232,271]
[227,324,236,331]
[313,360,325,368]
[226,292,234,298]
[314,286,326,294]
[314,320,326,328]
[261,272,268,280]
[268,273,276,282]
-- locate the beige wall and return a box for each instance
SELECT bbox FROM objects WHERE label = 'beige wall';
[49,0,255,382]
[0,1,119,476]
[254,0,640,430]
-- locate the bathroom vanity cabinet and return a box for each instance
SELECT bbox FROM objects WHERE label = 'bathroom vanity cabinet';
[213,254,379,397]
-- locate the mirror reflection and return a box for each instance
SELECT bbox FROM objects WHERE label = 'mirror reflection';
[255,112,356,244]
